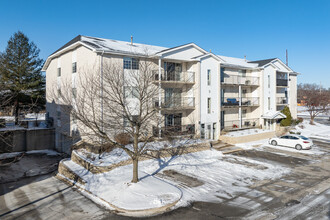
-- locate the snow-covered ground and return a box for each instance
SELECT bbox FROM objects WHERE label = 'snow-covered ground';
[0,150,60,160]
[295,119,330,140]
[224,129,270,137]
[66,149,290,212]
[75,138,207,167]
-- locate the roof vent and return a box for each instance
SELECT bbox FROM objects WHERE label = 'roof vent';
[244,55,246,62]
[131,35,133,45]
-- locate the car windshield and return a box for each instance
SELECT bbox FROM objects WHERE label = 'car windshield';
[299,136,309,140]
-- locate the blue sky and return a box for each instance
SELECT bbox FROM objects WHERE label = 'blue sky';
[0,0,329,88]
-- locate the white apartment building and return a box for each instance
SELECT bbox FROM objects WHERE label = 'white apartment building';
[42,35,298,153]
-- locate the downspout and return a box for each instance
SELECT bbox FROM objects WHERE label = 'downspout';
[100,51,104,135]
[158,58,162,138]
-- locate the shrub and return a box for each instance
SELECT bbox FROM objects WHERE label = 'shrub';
[114,133,131,145]
[280,106,292,126]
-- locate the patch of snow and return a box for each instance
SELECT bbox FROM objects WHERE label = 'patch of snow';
[26,150,60,156]
[0,152,22,160]
[224,129,271,137]
[295,120,330,140]
[236,139,269,150]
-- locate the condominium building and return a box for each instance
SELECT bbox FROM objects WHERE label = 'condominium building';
[43,35,298,153]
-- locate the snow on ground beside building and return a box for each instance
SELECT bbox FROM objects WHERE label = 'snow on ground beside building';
[223,129,270,137]
[295,120,330,140]
[235,139,268,150]
[75,139,207,167]
[66,149,290,211]
[0,150,60,160]
[260,144,325,155]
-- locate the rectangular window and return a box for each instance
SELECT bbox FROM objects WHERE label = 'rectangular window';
[242,109,247,118]
[207,98,211,114]
[72,62,77,73]
[201,124,205,139]
[268,97,271,110]
[123,117,129,127]
[57,68,61,77]
[124,86,139,98]
[123,57,139,70]
[207,69,211,85]
[239,69,246,77]
[72,114,77,124]
[268,75,270,88]
[57,89,61,97]
[72,88,77,99]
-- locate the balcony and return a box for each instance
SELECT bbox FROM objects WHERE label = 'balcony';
[221,75,259,86]
[222,118,259,131]
[276,79,288,87]
[153,97,195,110]
[221,97,259,108]
[153,124,195,137]
[153,70,195,85]
[276,97,288,105]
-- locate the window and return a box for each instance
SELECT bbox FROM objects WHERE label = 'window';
[242,109,247,118]
[123,57,139,70]
[268,97,271,110]
[72,62,77,73]
[242,89,247,97]
[57,111,61,127]
[268,75,270,88]
[201,124,205,139]
[239,69,246,77]
[207,98,211,114]
[57,68,61,77]
[72,114,77,124]
[207,125,211,139]
[123,117,129,127]
[207,69,211,85]
[57,89,61,97]
[72,88,77,99]
[124,86,139,98]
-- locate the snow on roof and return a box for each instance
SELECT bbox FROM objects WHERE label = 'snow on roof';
[217,55,259,68]
[81,36,168,56]
[261,111,286,119]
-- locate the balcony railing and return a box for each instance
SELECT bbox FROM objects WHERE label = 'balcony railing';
[222,118,259,131]
[276,97,288,105]
[221,97,259,107]
[221,75,259,86]
[153,97,195,110]
[153,70,195,84]
[153,124,195,137]
[276,79,288,87]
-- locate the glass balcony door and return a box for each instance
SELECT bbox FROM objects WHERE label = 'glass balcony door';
[165,88,182,108]
[164,62,182,81]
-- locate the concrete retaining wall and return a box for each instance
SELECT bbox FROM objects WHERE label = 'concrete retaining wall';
[219,131,276,144]
[0,128,55,153]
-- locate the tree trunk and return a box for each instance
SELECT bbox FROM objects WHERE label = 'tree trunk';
[14,99,19,125]
[310,116,315,125]
[132,157,138,183]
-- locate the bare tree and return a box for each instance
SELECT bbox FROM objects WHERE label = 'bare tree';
[298,83,330,124]
[51,57,180,183]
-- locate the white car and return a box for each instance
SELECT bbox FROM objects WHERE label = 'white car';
[269,134,313,150]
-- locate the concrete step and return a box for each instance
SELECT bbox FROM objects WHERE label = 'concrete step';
[216,145,244,154]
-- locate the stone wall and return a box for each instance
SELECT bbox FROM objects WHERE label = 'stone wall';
[219,131,275,144]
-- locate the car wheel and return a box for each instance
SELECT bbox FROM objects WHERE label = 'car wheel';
[295,144,302,150]
[271,140,277,146]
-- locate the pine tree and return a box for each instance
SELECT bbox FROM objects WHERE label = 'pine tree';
[280,106,292,126]
[0,31,45,124]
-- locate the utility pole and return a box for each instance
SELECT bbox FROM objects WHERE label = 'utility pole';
[286,49,288,66]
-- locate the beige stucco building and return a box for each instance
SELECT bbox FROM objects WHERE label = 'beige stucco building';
[42,35,298,153]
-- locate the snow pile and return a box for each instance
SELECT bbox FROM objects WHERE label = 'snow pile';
[295,120,330,140]
[0,150,59,160]
[236,139,268,150]
[224,129,270,137]
[66,149,290,211]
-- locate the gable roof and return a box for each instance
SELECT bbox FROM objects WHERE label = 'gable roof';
[218,55,259,69]
[248,58,277,67]
[261,110,286,119]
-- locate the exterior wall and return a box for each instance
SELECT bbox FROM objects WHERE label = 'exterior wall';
[200,56,220,140]
[289,74,297,118]
[263,65,277,114]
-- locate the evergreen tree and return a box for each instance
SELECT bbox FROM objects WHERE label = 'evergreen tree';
[280,106,292,126]
[0,31,45,124]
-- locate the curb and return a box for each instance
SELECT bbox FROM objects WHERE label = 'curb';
[56,161,182,217]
